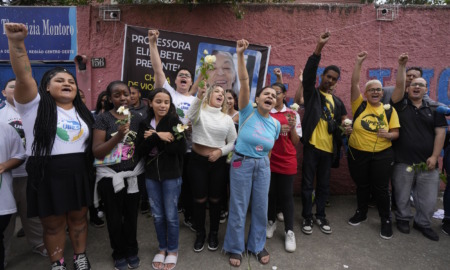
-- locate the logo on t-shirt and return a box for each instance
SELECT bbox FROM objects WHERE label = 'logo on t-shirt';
[56,119,84,143]
[361,114,387,132]
[255,145,263,152]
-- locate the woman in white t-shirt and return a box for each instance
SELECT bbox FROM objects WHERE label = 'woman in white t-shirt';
[6,23,95,270]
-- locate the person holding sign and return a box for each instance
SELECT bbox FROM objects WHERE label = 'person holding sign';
[5,22,94,270]
[223,39,280,267]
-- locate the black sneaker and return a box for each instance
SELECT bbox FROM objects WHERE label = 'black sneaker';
[183,218,196,232]
[220,210,228,224]
[90,215,105,228]
[413,222,439,241]
[316,218,332,234]
[73,253,91,270]
[380,218,393,240]
[301,218,313,235]
[396,220,410,234]
[442,219,450,235]
[193,232,206,252]
[207,231,219,251]
[140,200,150,214]
[348,211,367,226]
[51,261,67,270]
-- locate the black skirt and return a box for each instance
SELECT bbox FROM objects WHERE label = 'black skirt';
[26,153,92,218]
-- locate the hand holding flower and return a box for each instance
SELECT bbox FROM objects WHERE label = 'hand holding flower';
[290,103,300,111]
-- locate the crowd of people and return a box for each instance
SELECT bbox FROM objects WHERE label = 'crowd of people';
[0,22,449,270]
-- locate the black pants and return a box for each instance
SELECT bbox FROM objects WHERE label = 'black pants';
[179,153,193,220]
[98,177,140,260]
[268,172,295,232]
[137,173,149,205]
[301,143,332,219]
[189,151,227,234]
[0,214,12,270]
[347,147,393,219]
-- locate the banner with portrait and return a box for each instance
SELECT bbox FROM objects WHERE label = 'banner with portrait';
[122,25,271,101]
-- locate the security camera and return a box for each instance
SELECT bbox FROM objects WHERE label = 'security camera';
[381,9,388,14]
[110,12,118,18]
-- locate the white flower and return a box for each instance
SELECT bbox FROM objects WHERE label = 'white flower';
[406,166,413,173]
[122,108,130,116]
[383,104,391,110]
[117,106,125,114]
[290,103,300,111]
[343,119,353,126]
[205,55,216,64]
[203,49,208,55]
[252,102,257,108]
[176,124,188,133]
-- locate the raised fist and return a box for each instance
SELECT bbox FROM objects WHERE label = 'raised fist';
[5,23,28,42]
[318,32,331,45]
[356,51,368,63]
[398,53,408,66]
[148,30,159,44]
[236,39,249,54]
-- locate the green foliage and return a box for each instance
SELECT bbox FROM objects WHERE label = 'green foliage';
[374,0,448,4]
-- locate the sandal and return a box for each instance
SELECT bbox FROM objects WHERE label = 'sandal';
[229,253,242,268]
[164,253,178,270]
[152,253,165,270]
[253,248,270,265]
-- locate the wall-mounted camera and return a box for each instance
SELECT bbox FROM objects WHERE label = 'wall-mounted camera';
[376,6,398,21]
[100,7,121,21]
[74,55,87,71]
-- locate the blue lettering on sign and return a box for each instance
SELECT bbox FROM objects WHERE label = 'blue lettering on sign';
[437,68,450,106]
[422,69,434,96]
[368,68,392,86]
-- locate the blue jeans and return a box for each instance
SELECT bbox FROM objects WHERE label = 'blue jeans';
[223,154,270,254]
[146,178,182,253]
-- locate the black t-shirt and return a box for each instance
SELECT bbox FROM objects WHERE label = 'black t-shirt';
[392,98,447,164]
[93,110,144,172]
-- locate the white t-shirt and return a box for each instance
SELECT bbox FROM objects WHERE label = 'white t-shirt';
[15,94,90,156]
[0,103,27,177]
[163,80,195,125]
[0,122,26,215]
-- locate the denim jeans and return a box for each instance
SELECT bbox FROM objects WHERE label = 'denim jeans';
[443,144,450,220]
[146,177,182,253]
[392,163,440,227]
[223,154,270,254]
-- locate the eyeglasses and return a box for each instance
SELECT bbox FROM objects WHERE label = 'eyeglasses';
[177,73,191,78]
[410,83,426,88]
[366,88,382,93]
[276,91,283,96]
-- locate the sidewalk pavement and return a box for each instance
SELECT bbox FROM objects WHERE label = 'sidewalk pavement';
[5,195,450,270]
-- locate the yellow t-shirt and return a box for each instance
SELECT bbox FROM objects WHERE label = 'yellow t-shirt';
[349,95,400,152]
[309,91,334,153]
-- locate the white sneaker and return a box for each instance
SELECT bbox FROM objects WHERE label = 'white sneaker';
[277,212,284,222]
[285,230,296,252]
[266,220,277,238]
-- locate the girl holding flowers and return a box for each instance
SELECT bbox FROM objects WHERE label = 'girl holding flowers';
[347,51,402,240]
[92,81,145,270]
[138,88,186,270]
[266,82,302,253]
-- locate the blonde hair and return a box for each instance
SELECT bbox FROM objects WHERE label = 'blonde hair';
[364,79,382,92]
[202,84,228,113]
